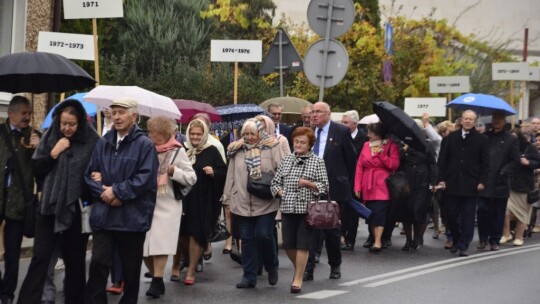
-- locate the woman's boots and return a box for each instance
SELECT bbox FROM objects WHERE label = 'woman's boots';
[146,277,165,298]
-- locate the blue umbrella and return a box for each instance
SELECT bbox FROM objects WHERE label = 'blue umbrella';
[446,93,516,116]
[41,92,97,130]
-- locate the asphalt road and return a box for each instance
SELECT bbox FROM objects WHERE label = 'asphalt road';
[7,225,540,304]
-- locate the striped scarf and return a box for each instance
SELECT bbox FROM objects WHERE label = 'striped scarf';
[227,119,278,179]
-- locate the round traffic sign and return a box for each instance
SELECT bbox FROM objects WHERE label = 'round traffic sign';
[303,38,349,88]
[307,0,355,38]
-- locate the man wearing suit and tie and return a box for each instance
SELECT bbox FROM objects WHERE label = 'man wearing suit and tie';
[303,102,357,281]
[267,102,292,140]
[438,110,490,257]
[340,110,368,250]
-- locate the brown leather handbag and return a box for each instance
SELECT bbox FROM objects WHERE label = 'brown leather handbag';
[306,192,340,229]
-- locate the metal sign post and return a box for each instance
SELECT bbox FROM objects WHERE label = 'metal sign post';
[260,28,303,97]
[305,0,354,101]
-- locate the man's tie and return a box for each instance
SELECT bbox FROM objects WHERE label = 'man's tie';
[463,132,468,139]
[313,128,323,155]
[11,129,22,139]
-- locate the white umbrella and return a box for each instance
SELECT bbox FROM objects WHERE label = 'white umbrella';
[84,85,181,120]
[359,113,379,124]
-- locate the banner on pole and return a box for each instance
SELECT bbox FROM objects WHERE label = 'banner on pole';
[37,32,95,61]
[211,40,262,62]
[63,0,123,19]
[404,97,447,117]
[492,62,530,81]
[429,76,470,93]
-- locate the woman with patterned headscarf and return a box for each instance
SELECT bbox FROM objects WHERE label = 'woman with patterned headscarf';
[179,119,227,285]
[223,118,285,289]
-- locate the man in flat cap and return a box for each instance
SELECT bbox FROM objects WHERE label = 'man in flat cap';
[84,97,158,304]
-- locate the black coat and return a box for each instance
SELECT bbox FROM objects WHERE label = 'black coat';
[321,121,357,202]
[438,128,490,197]
[479,130,520,198]
[352,128,369,159]
[510,143,540,193]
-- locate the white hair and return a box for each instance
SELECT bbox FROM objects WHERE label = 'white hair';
[343,110,359,123]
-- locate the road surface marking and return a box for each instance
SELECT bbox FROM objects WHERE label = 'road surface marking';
[340,244,540,287]
[297,290,349,299]
[364,246,540,287]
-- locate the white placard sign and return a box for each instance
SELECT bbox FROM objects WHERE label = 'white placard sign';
[429,76,470,93]
[63,0,123,19]
[211,40,262,62]
[404,98,447,117]
[492,62,530,81]
[37,32,95,61]
[529,66,540,81]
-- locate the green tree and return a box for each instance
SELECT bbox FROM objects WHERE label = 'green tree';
[286,5,514,117]
[354,0,381,27]
[119,0,212,73]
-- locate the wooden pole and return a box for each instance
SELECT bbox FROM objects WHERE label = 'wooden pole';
[510,80,515,128]
[233,61,239,140]
[93,18,102,136]
[447,93,452,122]
[234,62,238,104]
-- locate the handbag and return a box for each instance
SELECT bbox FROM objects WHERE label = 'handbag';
[247,171,275,200]
[209,219,230,243]
[171,147,192,200]
[384,146,410,201]
[78,199,92,234]
[386,171,411,201]
[0,127,36,238]
[306,190,340,229]
[527,189,539,205]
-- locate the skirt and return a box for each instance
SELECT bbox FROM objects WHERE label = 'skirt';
[507,191,533,224]
[365,200,390,226]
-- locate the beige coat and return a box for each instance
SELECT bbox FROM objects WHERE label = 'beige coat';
[223,145,285,217]
[143,147,197,256]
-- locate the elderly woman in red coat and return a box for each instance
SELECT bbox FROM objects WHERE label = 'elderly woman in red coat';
[354,122,400,253]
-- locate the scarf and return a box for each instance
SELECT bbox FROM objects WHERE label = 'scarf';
[369,139,388,156]
[155,136,182,195]
[227,119,278,179]
[35,120,99,233]
[185,119,212,164]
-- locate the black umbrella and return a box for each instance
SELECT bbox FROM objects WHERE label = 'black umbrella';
[0,51,95,93]
[372,101,428,152]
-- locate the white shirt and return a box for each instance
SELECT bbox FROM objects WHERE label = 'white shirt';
[461,129,470,139]
[351,128,358,139]
[314,121,331,159]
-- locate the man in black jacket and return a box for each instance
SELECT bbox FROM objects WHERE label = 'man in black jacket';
[477,111,519,251]
[340,110,368,250]
[438,110,490,257]
[304,102,356,280]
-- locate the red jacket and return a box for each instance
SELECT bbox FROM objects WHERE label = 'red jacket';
[354,140,400,201]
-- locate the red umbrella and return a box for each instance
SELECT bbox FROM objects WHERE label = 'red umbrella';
[173,99,222,124]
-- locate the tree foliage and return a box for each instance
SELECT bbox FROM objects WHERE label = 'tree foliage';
[285,4,514,117]
[119,0,212,73]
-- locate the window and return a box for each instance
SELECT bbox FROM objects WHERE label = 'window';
[0,0,26,57]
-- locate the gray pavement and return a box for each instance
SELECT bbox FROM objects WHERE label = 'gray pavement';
[5,225,540,303]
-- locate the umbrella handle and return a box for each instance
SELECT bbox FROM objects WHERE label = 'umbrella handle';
[20,137,33,149]
[20,129,37,149]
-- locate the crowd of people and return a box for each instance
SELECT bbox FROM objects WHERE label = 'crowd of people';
[1,95,540,303]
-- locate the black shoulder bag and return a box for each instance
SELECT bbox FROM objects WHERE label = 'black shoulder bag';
[384,143,410,201]
[0,127,37,238]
